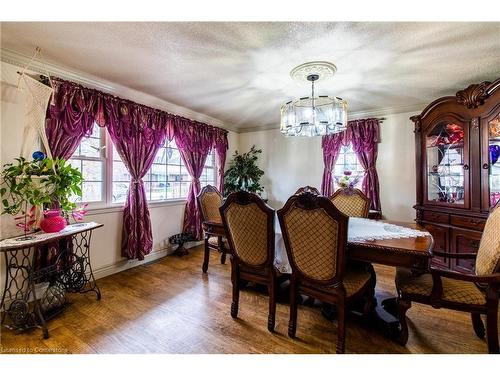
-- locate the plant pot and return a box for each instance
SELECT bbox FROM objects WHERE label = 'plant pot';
[40,209,67,233]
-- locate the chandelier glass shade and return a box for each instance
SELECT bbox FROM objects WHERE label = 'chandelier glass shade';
[280,62,348,137]
[280,95,348,137]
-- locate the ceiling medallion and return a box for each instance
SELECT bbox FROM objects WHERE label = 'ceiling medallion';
[281,61,348,137]
[290,61,337,82]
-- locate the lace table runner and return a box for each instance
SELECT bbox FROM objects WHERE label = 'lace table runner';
[0,222,102,250]
[274,218,430,274]
[347,218,430,242]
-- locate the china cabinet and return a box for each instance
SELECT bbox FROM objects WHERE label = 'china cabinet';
[411,78,500,272]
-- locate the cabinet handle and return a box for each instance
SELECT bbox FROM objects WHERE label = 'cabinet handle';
[463,164,469,170]
[482,163,489,169]
[471,241,480,249]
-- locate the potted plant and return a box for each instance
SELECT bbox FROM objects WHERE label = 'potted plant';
[0,151,84,238]
[224,145,265,196]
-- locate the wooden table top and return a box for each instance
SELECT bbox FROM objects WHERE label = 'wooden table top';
[347,220,434,268]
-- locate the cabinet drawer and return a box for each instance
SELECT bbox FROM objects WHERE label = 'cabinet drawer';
[450,228,481,273]
[423,211,449,224]
[450,215,486,231]
[423,223,449,269]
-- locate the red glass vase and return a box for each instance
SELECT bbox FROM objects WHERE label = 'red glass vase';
[40,209,67,233]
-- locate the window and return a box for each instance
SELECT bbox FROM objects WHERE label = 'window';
[69,123,217,206]
[332,144,364,189]
[71,124,217,206]
[111,146,130,203]
[111,139,216,203]
[68,125,105,203]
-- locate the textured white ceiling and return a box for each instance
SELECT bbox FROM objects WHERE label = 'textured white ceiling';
[1,22,499,131]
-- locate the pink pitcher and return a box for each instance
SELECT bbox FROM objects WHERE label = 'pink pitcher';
[40,209,67,233]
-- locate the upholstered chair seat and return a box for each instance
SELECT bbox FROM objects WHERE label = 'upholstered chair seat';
[197,185,230,273]
[396,268,487,305]
[309,268,372,298]
[396,204,500,353]
[329,188,370,218]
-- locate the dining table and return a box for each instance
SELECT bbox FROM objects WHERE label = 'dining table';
[273,217,434,340]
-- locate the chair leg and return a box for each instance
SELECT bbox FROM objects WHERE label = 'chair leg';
[218,236,227,265]
[363,264,377,317]
[231,265,240,319]
[336,301,346,354]
[486,300,499,354]
[396,298,411,346]
[202,235,210,273]
[267,277,276,332]
[471,313,485,339]
[288,278,298,338]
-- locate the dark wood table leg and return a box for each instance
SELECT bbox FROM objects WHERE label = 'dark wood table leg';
[321,291,402,340]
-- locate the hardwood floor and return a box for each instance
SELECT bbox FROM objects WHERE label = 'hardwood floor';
[0,246,497,354]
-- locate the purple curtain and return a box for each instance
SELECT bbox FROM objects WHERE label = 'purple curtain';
[321,132,346,196]
[103,100,173,260]
[213,129,228,193]
[46,79,97,159]
[41,79,99,270]
[174,118,214,240]
[349,118,381,211]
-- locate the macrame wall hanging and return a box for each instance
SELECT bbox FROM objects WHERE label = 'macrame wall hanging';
[17,47,54,160]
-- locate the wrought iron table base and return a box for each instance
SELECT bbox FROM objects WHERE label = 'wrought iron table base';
[1,227,101,339]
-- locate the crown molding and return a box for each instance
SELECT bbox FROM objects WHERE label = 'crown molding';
[236,103,426,133]
[0,48,230,131]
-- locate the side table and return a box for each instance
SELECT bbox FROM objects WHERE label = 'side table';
[0,222,103,338]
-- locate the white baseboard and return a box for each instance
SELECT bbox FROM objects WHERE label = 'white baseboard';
[92,240,203,280]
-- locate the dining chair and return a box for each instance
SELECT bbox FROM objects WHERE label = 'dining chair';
[219,191,281,332]
[294,186,321,195]
[197,185,229,273]
[329,188,370,218]
[396,203,500,353]
[277,192,375,353]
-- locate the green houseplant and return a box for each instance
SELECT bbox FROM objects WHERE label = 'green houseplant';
[0,152,83,236]
[224,145,265,196]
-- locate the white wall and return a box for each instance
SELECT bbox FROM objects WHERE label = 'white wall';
[238,111,419,222]
[0,60,238,288]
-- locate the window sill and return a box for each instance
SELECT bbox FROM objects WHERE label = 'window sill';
[86,199,187,216]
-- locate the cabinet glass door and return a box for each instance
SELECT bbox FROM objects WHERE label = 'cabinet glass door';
[425,122,467,207]
[487,115,500,207]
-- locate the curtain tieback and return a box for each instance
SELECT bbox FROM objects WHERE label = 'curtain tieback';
[132,178,142,185]
[192,177,200,183]
[364,166,376,173]
[218,167,224,174]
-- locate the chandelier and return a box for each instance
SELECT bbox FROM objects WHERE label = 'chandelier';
[280,61,348,137]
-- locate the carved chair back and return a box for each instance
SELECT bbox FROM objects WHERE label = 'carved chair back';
[220,191,275,268]
[197,185,223,224]
[294,186,321,195]
[475,203,500,275]
[277,192,348,285]
[329,188,370,218]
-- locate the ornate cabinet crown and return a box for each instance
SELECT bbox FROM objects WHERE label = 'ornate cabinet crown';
[411,78,500,272]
